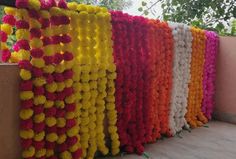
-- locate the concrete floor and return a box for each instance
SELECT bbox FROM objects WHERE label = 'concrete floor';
[100,121,236,159]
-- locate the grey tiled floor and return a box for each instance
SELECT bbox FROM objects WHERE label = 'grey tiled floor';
[99,121,236,159]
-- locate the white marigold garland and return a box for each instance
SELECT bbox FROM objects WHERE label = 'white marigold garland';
[168,23,192,135]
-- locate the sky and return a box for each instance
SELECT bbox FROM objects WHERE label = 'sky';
[123,0,162,19]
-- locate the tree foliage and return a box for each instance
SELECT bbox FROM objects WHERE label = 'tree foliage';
[138,0,236,35]
[0,6,4,24]
[67,0,132,10]
[231,20,236,36]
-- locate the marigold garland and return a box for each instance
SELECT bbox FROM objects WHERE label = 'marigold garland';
[186,27,208,128]
[110,12,174,154]
[111,11,129,149]
[28,9,47,159]
[168,23,193,135]
[1,1,219,158]
[202,31,218,120]
[42,9,59,159]
[95,10,110,156]
[103,11,120,156]
[16,7,36,159]
[87,8,99,158]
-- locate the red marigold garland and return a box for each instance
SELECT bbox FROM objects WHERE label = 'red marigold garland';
[110,11,174,154]
[133,17,146,148]
[110,11,128,148]
[141,17,154,144]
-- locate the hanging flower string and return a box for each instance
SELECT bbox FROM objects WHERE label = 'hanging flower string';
[202,31,218,120]
[168,23,192,135]
[186,27,208,128]
[104,11,121,156]
[0,1,219,158]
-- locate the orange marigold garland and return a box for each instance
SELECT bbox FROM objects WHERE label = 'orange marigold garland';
[149,19,163,140]
[157,22,173,136]
[186,27,208,128]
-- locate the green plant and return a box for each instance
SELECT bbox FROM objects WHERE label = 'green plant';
[231,19,236,36]
[0,6,4,23]
[138,0,236,36]
[67,0,132,10]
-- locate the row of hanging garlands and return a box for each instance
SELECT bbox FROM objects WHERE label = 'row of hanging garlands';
[0,0,218,159]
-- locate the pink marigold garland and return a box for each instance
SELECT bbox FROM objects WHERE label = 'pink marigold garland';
[202,31,218,120]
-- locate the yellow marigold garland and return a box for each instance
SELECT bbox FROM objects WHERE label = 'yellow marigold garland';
[76,8,92,159]
[69,3,83,157]
[103,12,120,155]
[95,10,110,156]
[87,7,99,159]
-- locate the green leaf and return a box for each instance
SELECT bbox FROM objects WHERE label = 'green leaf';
[142,1,147,6]
[161,3,166,9]
[138,7,143,12]
[191,20,201,27]
[233,8,236,17]
[172,0,177,5]
[144,10,149,15]
[163,14,171,21]
[216,22,225,32]
[142,152,150,158]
